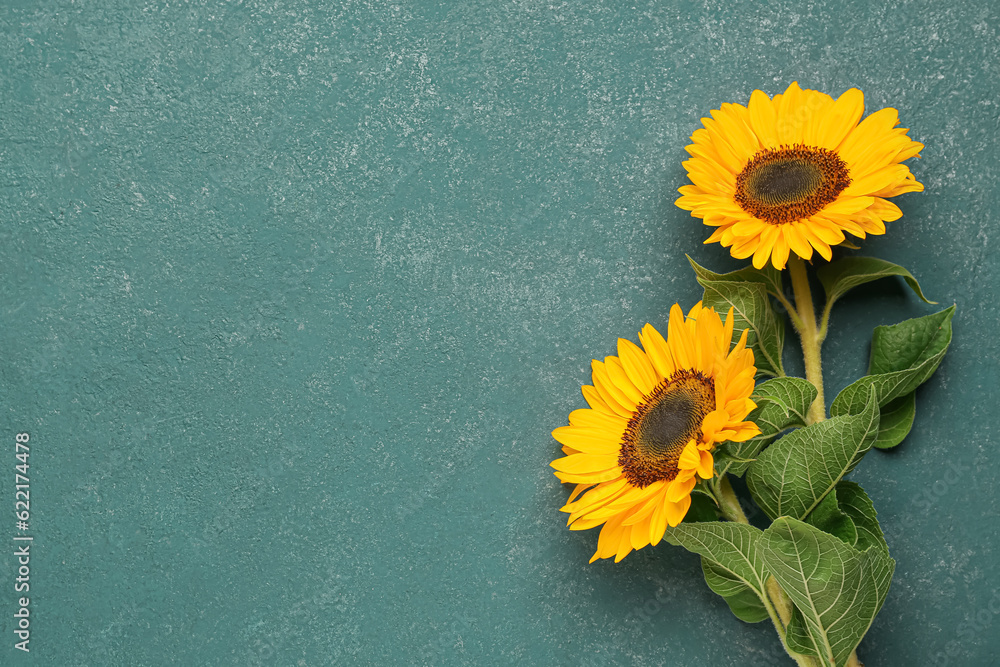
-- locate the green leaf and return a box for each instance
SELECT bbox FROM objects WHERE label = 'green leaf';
[803,481,888,554]
[804,488,858,546]
[869,306,955,375]
[872,392,916,449]
[687,255,785,299]
[683,491,720,523]
[717,377,817,476]
[761,518,896,667]
[817,256,936,307]
[699,280,786,378]
[784,606,822,659]
[663,522,769,603]
[746,386,880,521]
[836,481,888,555]
[831,306,955,417]
[701,557,769,623]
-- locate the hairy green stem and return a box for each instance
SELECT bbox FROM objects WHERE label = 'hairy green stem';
[788,256,826,424]
[793,653,821,667]
[817,298,834,343]
[715,475,748,525]
[774,288,807,333]
[762,593,818,667]
[766,576,794,628]
[766,577,823,667]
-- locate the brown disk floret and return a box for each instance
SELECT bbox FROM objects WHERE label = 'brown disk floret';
[618,369,715,488]
[734,144,851,225]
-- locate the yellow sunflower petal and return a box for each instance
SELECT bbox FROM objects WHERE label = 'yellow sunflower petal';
[748,89,779,147]
[604,355,644,406]
[772,228,791,270]
[697,450,715,479]
[551,426,620,455]
[664,496,692,527]
[591,360,637,416]
[556,468,622,485]
[649,497,669,545]
[818,87,864,150]
[551,453,618,475]
[639,323,675,378]
[678,441,701,470]
[622,488,665,526]
[752,225,779,269]
[568,408,628,432]
[666,475,697,503]
[869,197,903,222]
[567,482,595,504]
[776,81,806,144]
[581,384,613,415]
[617,337,658,395]
[629,519,651,551]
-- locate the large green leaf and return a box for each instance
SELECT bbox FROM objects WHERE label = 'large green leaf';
[746,387,880,521]
[804,488,858,546]
[688,255,784,299]
[701,557,769,623]
[817,256,935,307]
[803,481,888,555]
[699,280,786,378]
[717,377,817,476]
[872,392,916,450]
[835,481,888,555]
[761,518,896,667]
[663,522,769,603]
[831,306,955,417]
[869,306,955,375]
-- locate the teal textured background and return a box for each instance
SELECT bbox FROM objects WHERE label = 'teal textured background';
[2,0,998,664]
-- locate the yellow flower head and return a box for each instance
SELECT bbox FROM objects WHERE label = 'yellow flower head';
[676,82,924,270]
[550,303,760,563]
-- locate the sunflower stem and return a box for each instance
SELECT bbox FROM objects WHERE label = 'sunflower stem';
[760,592,807,667]
[788,256,826,424]
[715,475,748,524]
[767,576,794,629]
[764,577,821,667]
[760,576,819,667]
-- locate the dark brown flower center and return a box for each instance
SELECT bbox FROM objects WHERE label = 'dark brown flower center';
[618,370,715,488]
[734,145,851,224]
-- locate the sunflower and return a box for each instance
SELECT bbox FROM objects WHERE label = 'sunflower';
[675,82,924,270]
[550,303,760,563]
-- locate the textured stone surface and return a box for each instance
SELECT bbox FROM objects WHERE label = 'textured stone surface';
[1,0,998,664]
